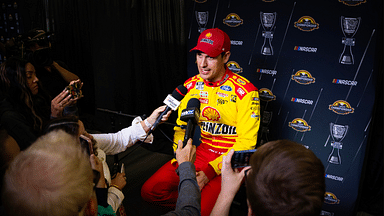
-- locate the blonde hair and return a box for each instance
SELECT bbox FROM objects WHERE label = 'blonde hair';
[2,130,94,216]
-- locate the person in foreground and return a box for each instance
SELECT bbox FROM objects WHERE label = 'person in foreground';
[141,27,260,216]
[1,130,94,216]
[163,138,200,216]
[210,139,326,216]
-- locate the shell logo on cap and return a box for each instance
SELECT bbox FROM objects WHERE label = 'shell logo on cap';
[205,32,212,38]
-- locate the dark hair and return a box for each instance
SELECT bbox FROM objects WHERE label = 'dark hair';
[0,57,47,131]
[246,140,325,216]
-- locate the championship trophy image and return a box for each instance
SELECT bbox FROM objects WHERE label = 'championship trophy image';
[328,123,349,165]
[339,16,361,65]
[260,12,276,56]
[196,11,209,33]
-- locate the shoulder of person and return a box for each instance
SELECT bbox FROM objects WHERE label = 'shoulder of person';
[183,75,202,92]
[226,72,258,100]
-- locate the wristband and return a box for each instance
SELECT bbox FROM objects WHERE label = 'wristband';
[144,119,153,129]
[110,184,121,191]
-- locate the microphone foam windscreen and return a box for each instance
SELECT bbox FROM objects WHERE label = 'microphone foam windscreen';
[186,98,200,109]
[172,85,188,101]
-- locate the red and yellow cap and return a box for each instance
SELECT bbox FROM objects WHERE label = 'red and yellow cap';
[190,28,231,57]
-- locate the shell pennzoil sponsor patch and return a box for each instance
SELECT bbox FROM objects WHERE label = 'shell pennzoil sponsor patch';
[202,106,221,121]
[329,100,354,115]
[223,13,244,27]
[289,118,311,132]
[291,70,316,85]
[294,16,319,32]
[259,88,276,101]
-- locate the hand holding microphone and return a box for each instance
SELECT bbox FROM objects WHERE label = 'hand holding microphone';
[147,85,188,135]
[142,105,172,132]
[180,98,201,148]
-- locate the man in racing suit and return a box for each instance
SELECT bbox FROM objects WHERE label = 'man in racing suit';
[141,28,260,216]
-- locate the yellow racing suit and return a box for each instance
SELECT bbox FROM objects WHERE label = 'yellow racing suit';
[173,67,260,180]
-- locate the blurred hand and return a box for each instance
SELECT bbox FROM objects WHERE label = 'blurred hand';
[51,89,73,117]
[175,138,196,164]
[196,171,209,191]
[111,172,127,190]
[220,149,250,196]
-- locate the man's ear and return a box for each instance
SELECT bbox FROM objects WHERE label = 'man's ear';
[223,51,231,63]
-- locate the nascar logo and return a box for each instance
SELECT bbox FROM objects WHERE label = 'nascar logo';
[332,79,357,86]
[294,46,318,53]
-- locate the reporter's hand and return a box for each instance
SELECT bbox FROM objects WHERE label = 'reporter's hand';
[175,138,196,164]
[220,149,250,196]
[111,172,127,190]
[142,105,172,132]
[196,171,209,190]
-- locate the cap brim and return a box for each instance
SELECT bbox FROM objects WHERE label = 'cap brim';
[189,45,221,58]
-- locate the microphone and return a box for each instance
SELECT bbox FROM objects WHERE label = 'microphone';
[148,85,187,135]
[180,98,200,147]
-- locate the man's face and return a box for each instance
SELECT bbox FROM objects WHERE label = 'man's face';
[196,51,230,83]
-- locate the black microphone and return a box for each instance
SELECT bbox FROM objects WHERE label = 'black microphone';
[180,98,200,147]
[148,85,188,135]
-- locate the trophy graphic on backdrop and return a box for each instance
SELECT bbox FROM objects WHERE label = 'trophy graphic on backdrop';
[328,123,349,165]
[339,16,361,65]
[260,12,276,56]
[196,11,209,34]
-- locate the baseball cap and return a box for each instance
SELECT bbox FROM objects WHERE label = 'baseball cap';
[190,28,231,57]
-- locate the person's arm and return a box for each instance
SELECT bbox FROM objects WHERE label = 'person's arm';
[50,61,79,83]
[210,149,250,216]
[163,139,201,216]
[93,105,171,155]
[107,172,126,212]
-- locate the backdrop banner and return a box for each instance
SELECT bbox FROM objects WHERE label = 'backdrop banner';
[187,1,380,215]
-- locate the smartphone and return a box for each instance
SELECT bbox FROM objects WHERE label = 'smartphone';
[80,135,94,155]
[231,149,256,168]
[65,82,82,99]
